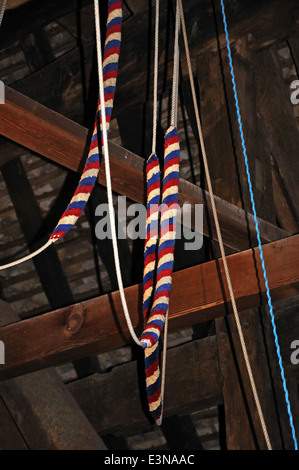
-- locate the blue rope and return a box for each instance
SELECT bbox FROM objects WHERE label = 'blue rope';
[220,0,298,450]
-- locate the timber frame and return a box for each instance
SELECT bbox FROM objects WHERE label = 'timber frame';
[0,0,298,451]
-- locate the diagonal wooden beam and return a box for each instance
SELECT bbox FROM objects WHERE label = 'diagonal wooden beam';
[0,234,298,381]
[0,85,288,251]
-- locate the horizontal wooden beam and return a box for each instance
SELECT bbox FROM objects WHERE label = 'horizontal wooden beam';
[0,299,107,450]
[0,85,288,251]
[67,297,299,438]
[68,336,223,436]
[0,234,298,381]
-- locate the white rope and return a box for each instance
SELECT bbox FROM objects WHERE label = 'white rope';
[0,0,7,27]
[0,239,55,271]
[157,308,169,426]
[151,0,160,156]
[159,0,181,426]
[170,0,180,128]
[94,0,143,347]
[178,0,272,450]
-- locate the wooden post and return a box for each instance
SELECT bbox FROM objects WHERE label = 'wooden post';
[216,310,293,449]
[255,45,299,224]
[197,49,242,208]
[212,32,299,448]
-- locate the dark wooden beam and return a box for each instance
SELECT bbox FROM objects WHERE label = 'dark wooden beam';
[68,299,299,441]
[0,234,298,381]
[196,50,241,208]
[20,27,55,74]
[254,45,299,223]
[1,156,103,377]
[67,336,222,436]
[1,0,297,117]
[117,0,298,112]
[13,42,93,125]
[1,157,75,312]
[0,397,28,450]
[0,139,26,167]
[216,309,298,450]
[0,85,288,252]
[161,415,205,450]
[113,0,298,111]
[0,0,93,50]
[0,367,108,450]
[0,300,107,450]
[288,37,299,73]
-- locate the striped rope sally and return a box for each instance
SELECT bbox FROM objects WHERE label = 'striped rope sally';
[140,126,180,424]
[50,0,122,241]
[140,0,181,425]
[0,0,122,270]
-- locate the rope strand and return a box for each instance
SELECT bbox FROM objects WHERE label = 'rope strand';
[159,0,181,425]
[151,0,160,156]
[0,240,55,271]
[94,0,143,348]
[141,0,181,425]
[178,0,272,450]
[170,0,180,127]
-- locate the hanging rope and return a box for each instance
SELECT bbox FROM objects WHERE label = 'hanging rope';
[93,0,144,348]
[219,0,298,450]
[0,0,122,271]
[177,0,273,450]
[151,0,160,157]
[51,0,122,241]
[140,0,181,425]
[142,0,161,323]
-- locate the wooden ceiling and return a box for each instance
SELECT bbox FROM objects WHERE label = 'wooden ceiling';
[0,0,298,451]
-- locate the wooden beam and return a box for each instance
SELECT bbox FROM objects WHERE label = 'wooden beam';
[0,300,107,450]
[198,34,298,450]
[1,156,102,377]
[115,0,298,110]
[0,397,28,450]
[69,298,299,440]
[7,0,33,9]
[0,85,288,251]
[216,310,298,450]
[0,368,108,450]
[0,234,298,381]
[1,0,297,117]
[1,157,75,311]
[161,415,205,450]
[0,139,26,167]
[0,0,93,49]
[255,45,299,222]
[67,336,222,436]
